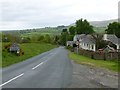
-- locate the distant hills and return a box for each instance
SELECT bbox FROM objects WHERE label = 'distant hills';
[69,19,118,33]
[90,19,118,27]
[2,19,118,34]
[70,19,118,27]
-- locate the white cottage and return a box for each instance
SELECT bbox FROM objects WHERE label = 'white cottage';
[73,34,96,51]
[66,41,74,47]
[80,35,96,51]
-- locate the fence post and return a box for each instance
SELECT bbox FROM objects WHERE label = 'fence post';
[104,52,106,60]
[118,49,120,61]
[91,52,94,59]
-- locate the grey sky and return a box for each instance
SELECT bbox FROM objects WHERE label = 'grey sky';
[0,0,119,30]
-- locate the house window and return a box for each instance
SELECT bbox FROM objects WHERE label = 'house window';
[84,43,85,46]
[92,45,94,49]
[87,44,89,47]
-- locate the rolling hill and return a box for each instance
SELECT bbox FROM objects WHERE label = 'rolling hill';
[90,19,118,27]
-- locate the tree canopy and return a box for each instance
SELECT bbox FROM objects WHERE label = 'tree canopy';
[69,26,75,35]
[60,29,68,45]
[75,19,94,34]
[105,22,120,38]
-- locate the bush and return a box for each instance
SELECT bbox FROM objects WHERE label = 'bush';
[66,45,73,51]
[38,35,45,42]
[21,37,31,43]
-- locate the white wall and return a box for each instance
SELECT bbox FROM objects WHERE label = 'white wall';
[117,44,120,50]
[80,42,96,51]
[73,36,77,41]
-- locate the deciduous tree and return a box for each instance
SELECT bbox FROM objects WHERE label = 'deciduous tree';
[105,22,120,38]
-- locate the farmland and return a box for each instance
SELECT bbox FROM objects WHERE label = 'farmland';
[20,27,62,37]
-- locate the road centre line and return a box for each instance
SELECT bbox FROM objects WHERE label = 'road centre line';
[32,62,44,70]
[0,73,24,87]
[32,52,57,70]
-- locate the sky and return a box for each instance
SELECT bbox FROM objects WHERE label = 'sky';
[0,0,119,30]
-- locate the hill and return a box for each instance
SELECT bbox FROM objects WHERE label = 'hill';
[70,19,118,27]
[90,19,118,27]
[69,19,118,33]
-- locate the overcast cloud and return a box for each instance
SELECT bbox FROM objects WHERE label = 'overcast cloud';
[0,0,119,30]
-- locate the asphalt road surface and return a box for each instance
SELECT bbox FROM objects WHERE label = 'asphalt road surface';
[1,47,118,89]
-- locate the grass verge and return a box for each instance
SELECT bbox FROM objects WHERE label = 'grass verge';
[68,51,119,72]
[2,43,57,67]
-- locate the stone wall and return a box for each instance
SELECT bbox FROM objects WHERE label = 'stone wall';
[75,48,119,60]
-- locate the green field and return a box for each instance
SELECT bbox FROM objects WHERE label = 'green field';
[93,27,106,33]
[20,28,62,37]
[68,51,119,72]
[2,43,57,67]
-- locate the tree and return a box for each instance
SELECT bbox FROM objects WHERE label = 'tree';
[53,35,60,44]
[21,37,31,43]
[62,29,68,32]
[67,35,74,41]
[38,35,44,41]
[69,26,75,35]
[60,29,68,45]
[105,22,120,38]
[44,34,51,43]
[75,19,94,34]
[2,34,21,43]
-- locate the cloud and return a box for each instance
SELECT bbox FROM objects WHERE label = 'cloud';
[0,0,119,30]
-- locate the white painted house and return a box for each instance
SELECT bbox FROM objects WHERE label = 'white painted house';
[73,34,120,52]
[66,41,74,47]
[73,34,96,51]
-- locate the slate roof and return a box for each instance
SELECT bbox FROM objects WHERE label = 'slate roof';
[118,39,120,45]
[103,45,116,52]
[80,35,95,44]
[74,34,86,41]
[67,41,74,45]
[105,34,119,45]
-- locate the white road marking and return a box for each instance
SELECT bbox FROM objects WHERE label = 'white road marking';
[0,51,58,87]
[32,62,44,70]
[0,73,24,87]
[89,71,94,74]
[32,52,57,70]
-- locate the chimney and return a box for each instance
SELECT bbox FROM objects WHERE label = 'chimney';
[103,34,107,40]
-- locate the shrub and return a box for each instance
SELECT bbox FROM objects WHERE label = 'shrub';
[66,45,73,51]
[21,37,31,43]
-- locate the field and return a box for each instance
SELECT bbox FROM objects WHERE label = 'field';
[68,51,119,72]
[20,27,62,38]
[2,43,57,67]
[93,27,106,33]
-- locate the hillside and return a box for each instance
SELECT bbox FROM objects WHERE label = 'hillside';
[90,19,118,27]
[69,19,118,33]
[2,19,118,35]
[70,19,118,27]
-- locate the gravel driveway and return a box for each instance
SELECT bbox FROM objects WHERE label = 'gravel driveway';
[68,60,118,89]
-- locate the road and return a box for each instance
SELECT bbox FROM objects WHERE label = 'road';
[1,47,118,89]
[2,47,72,88]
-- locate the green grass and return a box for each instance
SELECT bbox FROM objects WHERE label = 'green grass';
[68,51,119,72]
[2,43,57,67]
[93,27,106,33]
[21,28,61,37]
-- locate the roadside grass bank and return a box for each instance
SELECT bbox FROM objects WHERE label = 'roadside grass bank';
[2,43,57,67]
[68,51,119,72]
